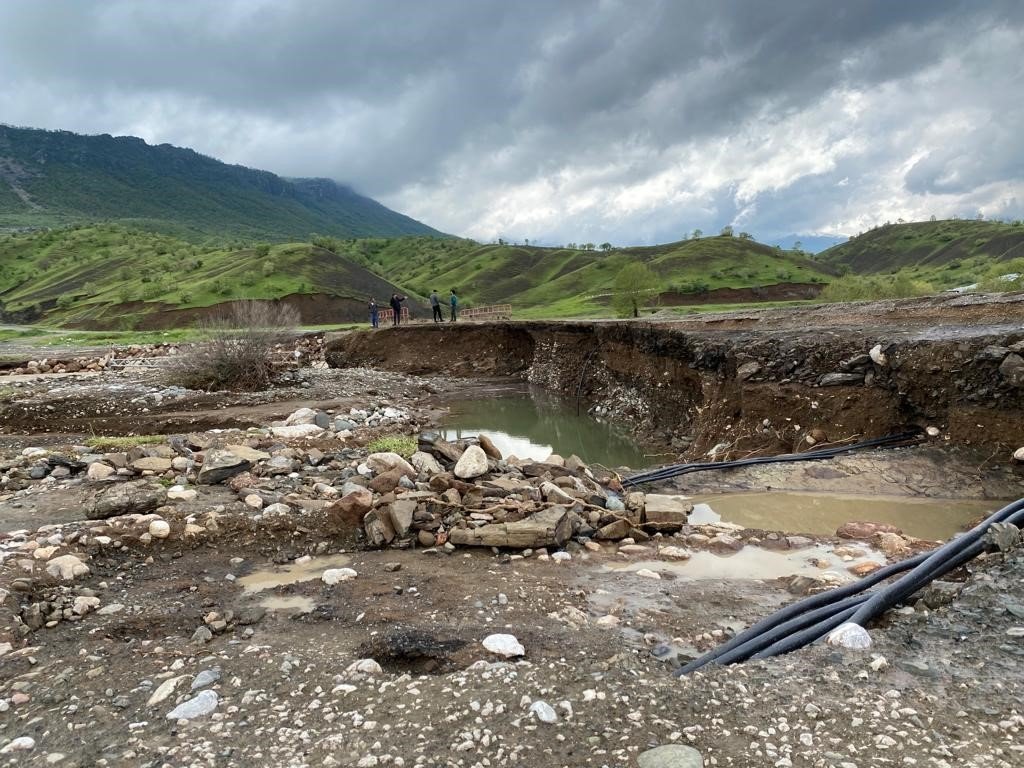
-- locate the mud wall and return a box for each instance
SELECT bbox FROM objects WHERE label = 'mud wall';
[325,322,1024,458]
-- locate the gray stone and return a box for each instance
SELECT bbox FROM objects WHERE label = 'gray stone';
[166,690,218,720]
[191,626,213,645]
[333,418,356,432]
[736,361,761,381]
[819,372,864,387]
[637,744,704,768]
[388,499,417,538]
[410,451,443,476]
[191,668,221,690]
[197,449,251,485]
[89,480,164,519]
[977,345,1010,361]
[998,353,1024,387]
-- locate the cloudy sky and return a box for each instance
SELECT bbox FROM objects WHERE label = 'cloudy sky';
[2,0,1022,248]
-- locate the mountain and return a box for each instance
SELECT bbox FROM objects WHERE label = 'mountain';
[0,125,443,240]
[820,219,1024,273]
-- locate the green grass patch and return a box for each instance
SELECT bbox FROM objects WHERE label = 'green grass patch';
[85,435,166,451]
[366,434,417,458]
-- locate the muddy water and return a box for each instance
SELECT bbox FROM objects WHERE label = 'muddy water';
[260,595,316,613]
[441,386,651,468]
[605,545,884,583]
[687,491,998,540]
[236,553,351,593]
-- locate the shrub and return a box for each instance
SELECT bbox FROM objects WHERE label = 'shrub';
[366,434,417,458]
[167,301,300,391]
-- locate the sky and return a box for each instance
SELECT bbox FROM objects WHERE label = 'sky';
[1,0,1023,248]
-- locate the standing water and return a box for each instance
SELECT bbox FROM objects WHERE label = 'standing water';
[441,385,651,469]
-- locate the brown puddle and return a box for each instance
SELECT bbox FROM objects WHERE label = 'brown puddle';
[259,595,316,613]
[605,545,884,583]
[686,491,1000,540]
[236,553,352,593]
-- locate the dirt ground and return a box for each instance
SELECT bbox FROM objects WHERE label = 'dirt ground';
[1,300,1023,767]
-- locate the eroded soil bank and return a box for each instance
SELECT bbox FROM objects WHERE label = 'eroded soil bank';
[325,293,1024,459]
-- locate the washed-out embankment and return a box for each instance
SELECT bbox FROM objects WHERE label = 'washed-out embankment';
[325,310,1024,460]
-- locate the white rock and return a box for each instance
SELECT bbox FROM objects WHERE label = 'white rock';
[409,451,443,475]
[87,462,115,481]
[453,445,489,479]
[925,426,941,437]
[0,737,35,753]
[45,554,89,581]
[595,615,620,627]
[827,622,872,649]
[322,568,358,585]
[167,487,197,501]
[869,344,888,367]
[72,596,100,615]
[148,520,170,539]
[365,452,415,476]
[529,700,558,723]
[147,675,185,707]
[0,642,12,657]
[345,659,383,676]
[32,546,59,561]
[269,424,324,439]
[659,546,692,560]
[284,407,318,425]
[244,494,264,509]
[635,568,662,580]
[166,689,218,720]
[551,551,571,562]
[1013,447,1024,463]
[482,633,525,657]
[263,503,291,515]
[98,603,125,615]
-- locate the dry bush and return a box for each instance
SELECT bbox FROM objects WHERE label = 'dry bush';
[168,301,301,390]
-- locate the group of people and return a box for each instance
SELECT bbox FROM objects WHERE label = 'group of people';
[367,289,458,328]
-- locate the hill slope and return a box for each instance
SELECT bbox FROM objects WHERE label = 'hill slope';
[341,235,836,316]
[0,125,442,240]
[820,219,1024,273]
[0,225,414,328]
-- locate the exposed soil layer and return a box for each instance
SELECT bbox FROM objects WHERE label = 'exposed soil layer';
[326,293,1024,460]
[657,281,823,306]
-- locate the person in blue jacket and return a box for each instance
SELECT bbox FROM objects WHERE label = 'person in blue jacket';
[368,297,379,328]
[449,289,458,322]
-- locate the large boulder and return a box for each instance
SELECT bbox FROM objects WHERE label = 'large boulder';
[269,424,325,439]
[642,494,692,532]
[131,456,174,473]
[89,480,164,519]
[477,434,503,460]
[197,449,252,485]
[837,520,902,540]
[409,451,443,476]
[453,445,489,479]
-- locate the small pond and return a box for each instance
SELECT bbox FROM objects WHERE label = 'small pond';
[687,491,999,540]
[440,385,653,469]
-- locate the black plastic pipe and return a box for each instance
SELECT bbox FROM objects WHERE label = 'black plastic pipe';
[625,431,921,488]
[677,497,1024,675]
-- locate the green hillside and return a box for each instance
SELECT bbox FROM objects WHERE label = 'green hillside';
[0,224,413,328]
[0,125,443,240]
[820,219,1024,274]
[0,226,837,326]
[337,234,835,317]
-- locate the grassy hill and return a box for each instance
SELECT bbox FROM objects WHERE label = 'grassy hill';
[0,125,442,240]
[820,219,1024,274]
[0,224,413,328]
[339,234,835,317]
[0,226,837,326]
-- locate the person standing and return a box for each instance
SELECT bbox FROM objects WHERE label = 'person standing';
[449,289,458,322]
[430,289,443,323]
[368,297,379,328]
[390,293,406,326]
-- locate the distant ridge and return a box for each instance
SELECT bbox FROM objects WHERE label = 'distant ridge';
[0,125,444,240]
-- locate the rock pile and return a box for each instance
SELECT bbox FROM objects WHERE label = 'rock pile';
[0,343,181,377]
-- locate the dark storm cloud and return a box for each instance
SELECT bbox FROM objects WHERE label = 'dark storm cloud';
[1,0,1022,244]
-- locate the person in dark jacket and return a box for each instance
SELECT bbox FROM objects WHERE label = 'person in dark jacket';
[430,289,443,323]
[368,297,379,328]
[449,289,458,322]
[390,293,406,326]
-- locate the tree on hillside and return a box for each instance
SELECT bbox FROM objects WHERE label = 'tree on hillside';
[793,241,803,252]
[738,231,753,240]
[612,263,659,319]
[692,229,702,239]
[600,242,613,251]
[720,225,734,237]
